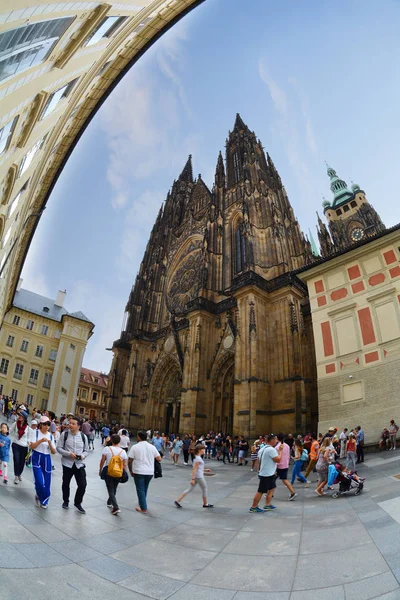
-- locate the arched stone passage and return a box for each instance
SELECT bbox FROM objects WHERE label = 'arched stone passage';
[211,352,235,434]
[149,354,182,434]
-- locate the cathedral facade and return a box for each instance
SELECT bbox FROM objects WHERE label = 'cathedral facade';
[108,115,318,437]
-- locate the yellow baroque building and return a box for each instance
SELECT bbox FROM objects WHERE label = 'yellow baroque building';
[0,284,93,414]
[76,367,109,421]
[0,0,203,328]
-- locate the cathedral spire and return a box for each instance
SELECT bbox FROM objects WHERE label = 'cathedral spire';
[179,154,193,183]
[233,113,248,133]
[215,151,225,188]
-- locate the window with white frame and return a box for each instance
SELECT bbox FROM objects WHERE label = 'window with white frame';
[84,16,127,46]
[29,368,39,384]
[0,18,74,83]
[92,391,98,401]
[35,345,43,358]
[26,320,34,330]
[11,389,18,401]
[26,393,34,405]
[81,389,87,399]
[54,329,61,339]
[0,358,9,374]
[18,136,46,177]
[41,325,48,336]
[41,398,48,410]
[49,349,57,361]
[2,226,12,248]
[43,373,52,388]
[41,78,78,119]
[12,315,20,326]
[14,363,23,380]
[0,116,18,156]
[79,407,84,414]
[6,335,14,347]
[8,180,29,219]
[20,340,28,352]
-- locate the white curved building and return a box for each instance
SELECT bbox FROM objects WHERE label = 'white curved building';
[0,0,203,323]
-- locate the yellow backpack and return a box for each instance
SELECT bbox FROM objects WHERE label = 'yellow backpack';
[107,448,123,478]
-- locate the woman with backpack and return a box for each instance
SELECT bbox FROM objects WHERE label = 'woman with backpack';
[290,439,310,487]
[99,434,127,515]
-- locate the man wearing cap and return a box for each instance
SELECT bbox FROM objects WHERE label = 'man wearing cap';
[322,427,337,441]
[57,416,89,514]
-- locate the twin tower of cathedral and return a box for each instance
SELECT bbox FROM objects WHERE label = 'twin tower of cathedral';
[108,115,385,437]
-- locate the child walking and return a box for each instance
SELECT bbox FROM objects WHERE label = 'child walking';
[250,444,259,472]
[174,444,214,508]
[0,423,11,483]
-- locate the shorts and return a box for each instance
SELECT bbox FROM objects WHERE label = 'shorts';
[276,468,288,480]
[239,450,246,459]
[257,475,276,494]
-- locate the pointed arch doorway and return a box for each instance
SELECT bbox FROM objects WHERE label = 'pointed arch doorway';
[150,356,182,434]
[212,353,235,434]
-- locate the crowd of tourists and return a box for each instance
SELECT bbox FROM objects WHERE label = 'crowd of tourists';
[0,400,398,515]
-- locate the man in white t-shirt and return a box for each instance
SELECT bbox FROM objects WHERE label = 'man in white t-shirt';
[249,434,283,513]
[128,430,161,513]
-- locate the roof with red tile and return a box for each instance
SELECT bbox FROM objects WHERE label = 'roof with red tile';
[80,367,108,388]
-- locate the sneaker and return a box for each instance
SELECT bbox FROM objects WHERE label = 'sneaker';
[3,477,7,484]
[74,504,86,514]
[14,477,18,485]
[263,504,277,510]
[251,469,254,472]
[174,501,182,508]
[249,506,265,513]
[183,462,188,465]
[289,493,297,501]
[111,508,121,515]
[62,502,69,509]
[18,476,22,482]
[40,504,47,509]
[107,503,113,508]
[305,481,311,488]
[203,504,214,508]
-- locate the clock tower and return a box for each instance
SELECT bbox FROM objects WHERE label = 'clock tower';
[317,164,385,257]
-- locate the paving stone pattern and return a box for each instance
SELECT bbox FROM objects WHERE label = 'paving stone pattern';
[1,445,400,599]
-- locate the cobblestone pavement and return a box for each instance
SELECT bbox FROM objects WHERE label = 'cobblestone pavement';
[1,445,400,599]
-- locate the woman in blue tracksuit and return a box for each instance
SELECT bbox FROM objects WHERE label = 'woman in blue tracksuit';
[29,416,56,508]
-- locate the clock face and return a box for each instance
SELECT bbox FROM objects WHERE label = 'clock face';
[351,227,364,242]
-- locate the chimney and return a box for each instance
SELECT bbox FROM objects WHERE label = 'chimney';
[16,278,23,292]
[55,289,66,308]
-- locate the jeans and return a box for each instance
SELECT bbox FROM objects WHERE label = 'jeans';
[222,449,231,463]
[12,442,27,477]
[106,475,120,509]
[356,442,364,463]
[62,464,87,505]
[346,451,356,471]
[133,474,153,511]
[291,460,308,484]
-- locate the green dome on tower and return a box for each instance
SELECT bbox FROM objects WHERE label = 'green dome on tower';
[351,183,360,192]
[326,163,354,207]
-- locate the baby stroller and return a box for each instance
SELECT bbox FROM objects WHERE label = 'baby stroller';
[328,463,364,498]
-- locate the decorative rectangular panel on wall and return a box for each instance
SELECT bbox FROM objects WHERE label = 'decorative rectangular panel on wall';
[375,301,400,343]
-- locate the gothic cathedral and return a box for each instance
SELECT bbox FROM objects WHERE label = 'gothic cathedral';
[108,115,318,437]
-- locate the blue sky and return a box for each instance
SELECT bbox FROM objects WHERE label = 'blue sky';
[22,0,400,372]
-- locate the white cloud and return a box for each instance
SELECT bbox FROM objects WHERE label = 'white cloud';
[258,58,319,215]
